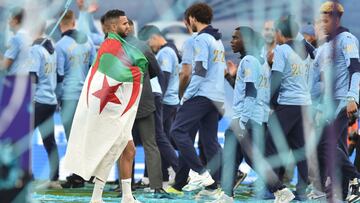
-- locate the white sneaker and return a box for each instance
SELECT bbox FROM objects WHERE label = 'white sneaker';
[208,192,234,203]
[121,195,142,203]
[195,188,223,200]
[274,188,295,203]
[36,180,62,190]
[307,187,326,200]
[182,171,215,192]
[168,167,176,185]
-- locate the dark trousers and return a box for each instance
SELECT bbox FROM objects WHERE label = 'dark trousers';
[34,102,59,181]
[132,113,163,189]
[241,120,284,193]
[171,96,222,189]
[221,128,244,196]
[269,105,309,194]
[162,104,177,140]
[153,95,179,177]
[318,109,360,197]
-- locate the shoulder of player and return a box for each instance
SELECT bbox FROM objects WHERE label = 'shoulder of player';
[338,31,359,45]
[242,55,262,68]
[160,46,177,58]
[194,33,212,43]
[55,36,70,48]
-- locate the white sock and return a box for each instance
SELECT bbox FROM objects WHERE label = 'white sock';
[91,178,105,202]
[121,178,133,198]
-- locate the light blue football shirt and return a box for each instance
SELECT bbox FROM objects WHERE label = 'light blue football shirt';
[272,43,312,106]
[233,55,270,124]
[29,44,58,105]
[55,32,96,100]
[183,33,225,103]
[4,29,31,75]
[156,46,179,105]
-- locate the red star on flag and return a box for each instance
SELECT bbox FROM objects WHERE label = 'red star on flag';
[92,75,122,114]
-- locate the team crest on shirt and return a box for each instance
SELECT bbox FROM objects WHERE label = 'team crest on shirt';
[344,44,354,53]
[161,59,169,67]
[195,47,201,56]
[244,68,251,77]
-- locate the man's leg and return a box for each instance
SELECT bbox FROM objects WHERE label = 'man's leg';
[119,140,137,201]
[91,134,129,203]
[334,110,360,198]
[171,124,199,191]
[171,97,216,191]
[221,128,241,196]
[35,103,60,184]
[199,105,222,185]
[171,97,212,174]
[286,106,308,196]
[137,114,163,189]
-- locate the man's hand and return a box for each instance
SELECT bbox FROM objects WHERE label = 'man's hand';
[226,60,237,76]
[347,100,358,118]
[230,118,247,138]
[87,3,99,13]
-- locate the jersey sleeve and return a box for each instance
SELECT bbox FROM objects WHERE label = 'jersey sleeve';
[272,46,286,73]
[181,38,193,65]
[157,50,173,73]
[28,46,42,76]
[55,45,65,76]
[4,37,20,60]
[241,58,257,83]
[193,36,209,70]
[342,35,360,67]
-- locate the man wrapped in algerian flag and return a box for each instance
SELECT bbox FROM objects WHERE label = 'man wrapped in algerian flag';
[63,10,147,203]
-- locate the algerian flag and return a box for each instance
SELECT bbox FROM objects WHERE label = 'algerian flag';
[63,33,148,180]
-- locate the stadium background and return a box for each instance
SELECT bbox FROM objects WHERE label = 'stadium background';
[30,0,360,184]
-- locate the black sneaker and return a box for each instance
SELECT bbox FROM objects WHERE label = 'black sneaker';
[133,180,149,189]
[61,174,85,188]
[233,170,247,190]
[154,188,173,199]
[346,178,360,203]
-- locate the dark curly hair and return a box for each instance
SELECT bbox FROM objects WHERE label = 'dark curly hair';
[187,3,213,24]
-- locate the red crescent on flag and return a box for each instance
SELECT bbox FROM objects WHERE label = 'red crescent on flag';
[86,38,142,116]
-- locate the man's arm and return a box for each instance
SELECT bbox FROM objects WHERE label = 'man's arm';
[179,63,192,98]
[225,60,237,88]
[182,61,206,102]
[269,47,285,108]
[343,36,360,117]
[1,37,19,71]
[182,37,209,102]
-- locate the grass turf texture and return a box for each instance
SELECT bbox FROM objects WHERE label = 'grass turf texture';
[32,182,324,202]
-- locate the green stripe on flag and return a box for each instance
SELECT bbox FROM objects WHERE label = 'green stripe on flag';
[97,53,142,83]
[107,33,148,74]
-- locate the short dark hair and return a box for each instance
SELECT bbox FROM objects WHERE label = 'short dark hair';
[275,15,299,39]
[138,25,162,41]
[104,9,126,23]
[100,14,106,25]
[184,8,190,24]
[235,26,264,54]
[187,3,213,24]
[10,7,24,24]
